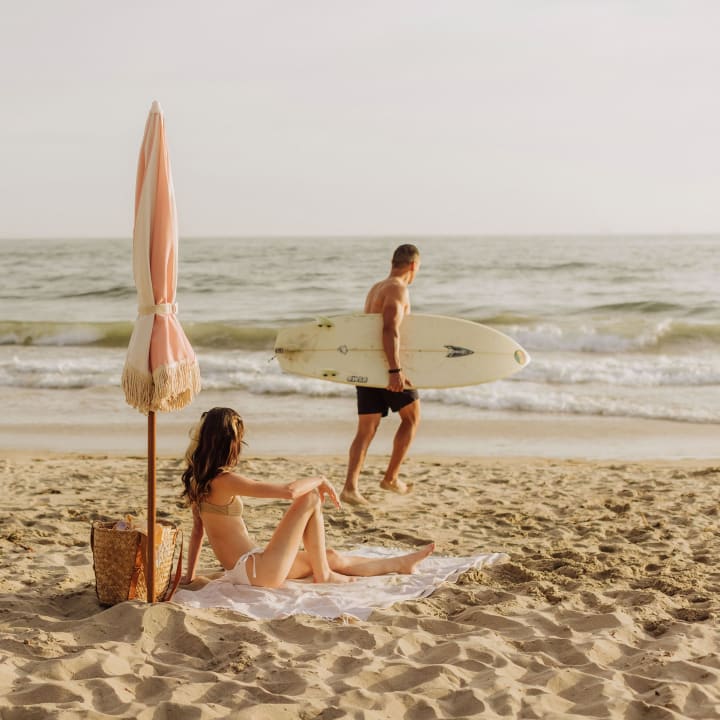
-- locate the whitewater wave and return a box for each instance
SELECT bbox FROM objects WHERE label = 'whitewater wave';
[0,321,278,350]
[2,316,720,354]
[508,319,720,353]
[2,346,719,423]
[521,355,720,387]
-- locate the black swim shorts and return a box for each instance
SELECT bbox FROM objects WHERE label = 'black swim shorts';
[356,386,419,417]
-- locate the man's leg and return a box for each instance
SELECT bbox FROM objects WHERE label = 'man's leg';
[380,399,420,494]
[341,413,381,506]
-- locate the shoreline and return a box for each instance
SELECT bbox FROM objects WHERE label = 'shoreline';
[3,410,719,461]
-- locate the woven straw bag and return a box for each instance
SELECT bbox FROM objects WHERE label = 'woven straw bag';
[91,520,183,605]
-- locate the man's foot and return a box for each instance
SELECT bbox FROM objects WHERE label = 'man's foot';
[379,478,413,495]
[340,488,370,506]
[397,543,435,574]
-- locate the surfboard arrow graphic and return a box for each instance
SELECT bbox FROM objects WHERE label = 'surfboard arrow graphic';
[444,345,474,358]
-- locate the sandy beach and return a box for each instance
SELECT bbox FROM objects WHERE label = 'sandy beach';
[2,437,720,719]
[3,0,720,712]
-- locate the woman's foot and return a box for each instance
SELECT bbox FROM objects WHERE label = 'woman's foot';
[397,543,435,574]
[315,569,357,584]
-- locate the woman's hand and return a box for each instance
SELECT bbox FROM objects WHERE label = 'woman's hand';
[317,477,341,509]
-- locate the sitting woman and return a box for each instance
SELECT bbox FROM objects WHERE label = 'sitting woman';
[180,407,434,587]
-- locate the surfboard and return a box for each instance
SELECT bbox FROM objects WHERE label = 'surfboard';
[273,313,530,389]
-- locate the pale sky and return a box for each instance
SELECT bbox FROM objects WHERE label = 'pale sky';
[1,0,718,238]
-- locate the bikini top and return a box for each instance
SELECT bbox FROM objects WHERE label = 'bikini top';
[198,496,244,517]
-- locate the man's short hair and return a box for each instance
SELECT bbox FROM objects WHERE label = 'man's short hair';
[391,244,420,268]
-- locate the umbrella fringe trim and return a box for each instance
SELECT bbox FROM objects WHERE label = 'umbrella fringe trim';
[122,361,201,414]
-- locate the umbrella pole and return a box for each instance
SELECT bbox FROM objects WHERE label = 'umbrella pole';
[147,410,157,603]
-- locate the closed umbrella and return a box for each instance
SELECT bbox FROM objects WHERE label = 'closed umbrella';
[122,100,201,601]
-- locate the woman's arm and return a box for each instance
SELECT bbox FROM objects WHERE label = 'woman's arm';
[181,503,204,584]
[220,472,340,508]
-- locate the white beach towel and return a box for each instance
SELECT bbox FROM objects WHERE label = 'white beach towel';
[173,546,508,620]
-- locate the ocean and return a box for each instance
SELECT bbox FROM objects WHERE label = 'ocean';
[1,235,719,454]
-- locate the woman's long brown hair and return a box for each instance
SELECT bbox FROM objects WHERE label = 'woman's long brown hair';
[181,407,245,504]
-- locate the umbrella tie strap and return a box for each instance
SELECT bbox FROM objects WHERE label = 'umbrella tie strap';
[138,303,177,316]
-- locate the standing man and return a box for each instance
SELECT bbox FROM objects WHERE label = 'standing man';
[341,244,421,506]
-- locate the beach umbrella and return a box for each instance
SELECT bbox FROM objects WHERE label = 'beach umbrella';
[122,100,201,602]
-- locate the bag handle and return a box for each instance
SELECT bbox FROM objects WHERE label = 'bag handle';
[160,530,184,603]
[128,537,145,600]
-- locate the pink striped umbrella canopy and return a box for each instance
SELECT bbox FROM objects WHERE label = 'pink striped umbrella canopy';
[121,101,200,602]
[122,101,200,413]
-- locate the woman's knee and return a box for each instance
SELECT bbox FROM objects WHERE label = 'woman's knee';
[293,488,321,511]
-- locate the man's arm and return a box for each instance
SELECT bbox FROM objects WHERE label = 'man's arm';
[381,289,410,392]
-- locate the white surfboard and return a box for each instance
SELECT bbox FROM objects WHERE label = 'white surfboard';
[273,313,530,389]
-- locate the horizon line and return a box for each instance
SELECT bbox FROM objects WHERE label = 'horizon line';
[2,231,719,242]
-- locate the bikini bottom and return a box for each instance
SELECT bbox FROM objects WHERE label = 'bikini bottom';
[225,548,263,585]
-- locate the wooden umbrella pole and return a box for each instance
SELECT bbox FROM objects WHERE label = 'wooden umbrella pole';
[147,410,157,603]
